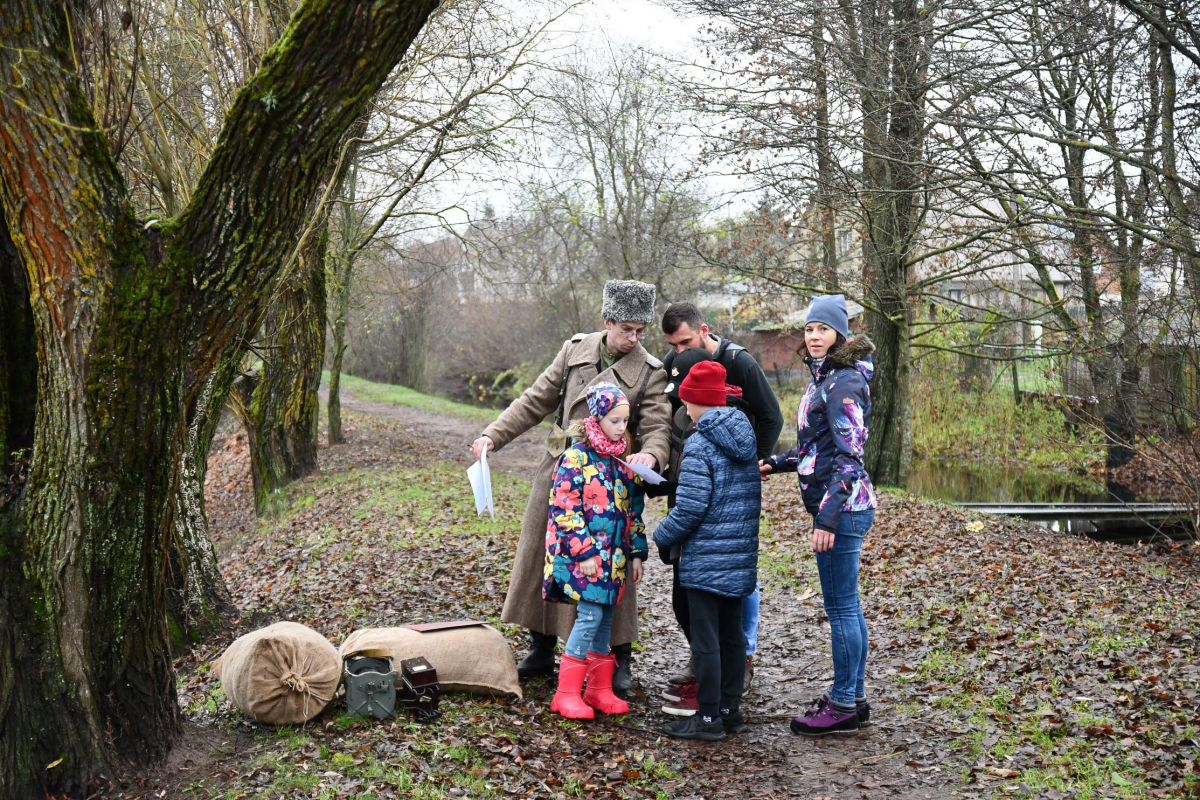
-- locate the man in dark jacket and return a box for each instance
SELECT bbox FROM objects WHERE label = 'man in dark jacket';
[654,362,760,741]
[661,302,780,696]
[661,302,783,460]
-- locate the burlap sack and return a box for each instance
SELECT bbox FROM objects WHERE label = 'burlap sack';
[340,623,522,700]
[214,621,341,725]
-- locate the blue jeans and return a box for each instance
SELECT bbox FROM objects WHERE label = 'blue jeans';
[742,583,760,656]
[564,600,614,659]
[815,508,874,708]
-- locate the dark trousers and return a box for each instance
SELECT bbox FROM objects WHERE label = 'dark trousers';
[687,588,744,719]
[672,562,691,642]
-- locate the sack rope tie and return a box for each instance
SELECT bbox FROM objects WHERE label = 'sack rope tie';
[281,670,329,721]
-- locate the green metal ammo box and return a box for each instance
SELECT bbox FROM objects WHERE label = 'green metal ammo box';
[343,652,398,719]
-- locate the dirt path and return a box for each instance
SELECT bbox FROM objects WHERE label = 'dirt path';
[320,385,548,477]
[319,385,956,798]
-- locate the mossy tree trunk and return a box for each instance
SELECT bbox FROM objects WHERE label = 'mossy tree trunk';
[232,231,328,514]
[328,275,351,444]
[237,110,368,501]
[167,356,241,646]
[0,1,439,797]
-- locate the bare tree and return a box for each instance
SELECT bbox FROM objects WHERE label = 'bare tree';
[325,0,554,440]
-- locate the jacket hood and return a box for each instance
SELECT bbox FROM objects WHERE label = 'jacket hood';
[696,406,758,462]
[825,335,875,382]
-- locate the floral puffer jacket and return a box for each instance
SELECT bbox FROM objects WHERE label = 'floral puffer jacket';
[765,336,878,533]
[543,441,647,606]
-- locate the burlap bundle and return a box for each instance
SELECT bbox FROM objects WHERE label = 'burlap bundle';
[340,623,521,699]
[214,621,341,724]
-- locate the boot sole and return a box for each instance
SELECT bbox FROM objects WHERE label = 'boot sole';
[664,728,725,741]
[790,723,859,736]
[661,705,697,717]
[517,666,556,679]
[550,703,594,720]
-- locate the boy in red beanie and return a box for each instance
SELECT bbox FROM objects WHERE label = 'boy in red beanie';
[653,362,761,740]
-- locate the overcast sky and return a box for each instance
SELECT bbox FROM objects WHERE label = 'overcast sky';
[575,0,705,55]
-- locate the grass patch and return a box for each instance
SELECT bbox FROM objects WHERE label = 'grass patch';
[326,371,515,426]
[252,460,526,543]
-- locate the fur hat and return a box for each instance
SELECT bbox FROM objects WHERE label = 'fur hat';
[601,279,656,324]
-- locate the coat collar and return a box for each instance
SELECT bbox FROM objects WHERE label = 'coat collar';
[805,335,875,382]
[568,330,655,385]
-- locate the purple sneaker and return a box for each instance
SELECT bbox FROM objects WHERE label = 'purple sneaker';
[805,693,872,727]
[790,697,860,736]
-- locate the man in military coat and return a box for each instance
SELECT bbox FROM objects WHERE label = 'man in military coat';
[470,280,671,689]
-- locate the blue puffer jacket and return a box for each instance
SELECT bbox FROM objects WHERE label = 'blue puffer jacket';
[653,406,760,598]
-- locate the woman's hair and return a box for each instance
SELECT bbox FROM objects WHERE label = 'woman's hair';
[796,331,848,358]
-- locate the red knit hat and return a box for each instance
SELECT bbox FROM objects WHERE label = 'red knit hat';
[678,361,728,406]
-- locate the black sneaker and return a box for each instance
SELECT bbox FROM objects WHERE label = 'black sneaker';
[720,707,746,733]
[663,713,726,741]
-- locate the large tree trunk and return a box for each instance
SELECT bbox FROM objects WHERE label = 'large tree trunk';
[0,1,438,796]
[328,286,351,444]
[851,0,927,486]
[168,359,240,646]
[232,232,328,514]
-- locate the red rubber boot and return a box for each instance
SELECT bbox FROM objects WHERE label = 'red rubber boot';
[582,652,630,714]
[549,655,594,720]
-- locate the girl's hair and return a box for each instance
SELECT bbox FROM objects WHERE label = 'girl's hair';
[565,418,587,441]
[796,331,848,358]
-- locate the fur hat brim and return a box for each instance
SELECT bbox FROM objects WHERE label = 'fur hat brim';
[602,279,656,324]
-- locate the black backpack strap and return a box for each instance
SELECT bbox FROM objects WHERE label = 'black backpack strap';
[714,338,746,369]
[555,362,575,428]
[634,363,653,413]
[554,334,587,428]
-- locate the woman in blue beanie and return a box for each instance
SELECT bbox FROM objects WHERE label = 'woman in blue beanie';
[760,294,878,735]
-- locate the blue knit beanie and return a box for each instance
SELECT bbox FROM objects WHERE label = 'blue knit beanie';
[805,294,850,338]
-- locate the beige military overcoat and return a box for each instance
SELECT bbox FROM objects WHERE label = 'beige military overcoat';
[482,331,671,644]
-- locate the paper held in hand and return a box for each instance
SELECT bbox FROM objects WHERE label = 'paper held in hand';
[467,450,494,520]
[617,458,666,485]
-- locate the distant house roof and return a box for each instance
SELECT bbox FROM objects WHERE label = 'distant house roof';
[751,299,865,332]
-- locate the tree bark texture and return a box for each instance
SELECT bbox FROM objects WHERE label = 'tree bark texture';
[849,0,928,486]
[168,359,239,647]
[328,286,350,444]
[233,232,328,514]
[0,0,438,795]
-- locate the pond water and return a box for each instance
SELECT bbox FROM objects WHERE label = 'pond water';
[902,457,1115,505]
[902,457,1190,542]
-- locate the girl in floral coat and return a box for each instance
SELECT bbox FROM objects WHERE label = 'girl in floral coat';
[544,382,647,719]
[762,294,878,736]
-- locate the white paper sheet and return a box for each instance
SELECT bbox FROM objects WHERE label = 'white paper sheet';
[467,450,494,520]
[618,458,667,485]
